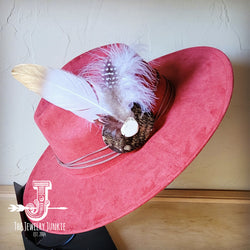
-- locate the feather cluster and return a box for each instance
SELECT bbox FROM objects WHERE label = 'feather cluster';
[12,44,157,129]
[11,44,159,153]
[80,44,157,123]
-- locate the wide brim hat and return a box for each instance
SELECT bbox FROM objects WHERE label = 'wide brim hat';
[21,44,233,234]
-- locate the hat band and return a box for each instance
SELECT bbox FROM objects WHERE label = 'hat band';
[56,146,121,169]
[56,76,175,170]
[155,76,175,121]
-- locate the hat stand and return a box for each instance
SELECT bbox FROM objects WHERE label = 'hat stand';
[14,182,117,250]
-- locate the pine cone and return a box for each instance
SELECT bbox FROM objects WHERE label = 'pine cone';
[102,103,155,153]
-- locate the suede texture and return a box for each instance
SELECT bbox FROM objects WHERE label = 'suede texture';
[23,45,233,234]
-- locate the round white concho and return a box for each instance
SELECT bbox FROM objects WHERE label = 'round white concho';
[121,117,139,138]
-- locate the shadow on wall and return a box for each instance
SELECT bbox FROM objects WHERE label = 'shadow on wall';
[230,62,250,151]
[164,59,250,190]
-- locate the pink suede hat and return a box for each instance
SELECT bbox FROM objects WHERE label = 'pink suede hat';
[19,44,233,234]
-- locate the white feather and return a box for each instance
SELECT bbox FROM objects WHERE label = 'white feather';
[42,69,115,122]
[108,44,156,112]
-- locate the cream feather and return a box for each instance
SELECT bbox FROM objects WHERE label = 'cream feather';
[11,64,46,93]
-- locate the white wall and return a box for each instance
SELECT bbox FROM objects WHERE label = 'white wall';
[0,0,249,189]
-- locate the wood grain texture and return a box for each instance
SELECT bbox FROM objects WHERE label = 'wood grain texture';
[107,200,250,250]
[154,189,250,204]
[0,186,249,249]
[0,186,24,250]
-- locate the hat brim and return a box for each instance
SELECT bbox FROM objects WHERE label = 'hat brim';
[23,46,233,234]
